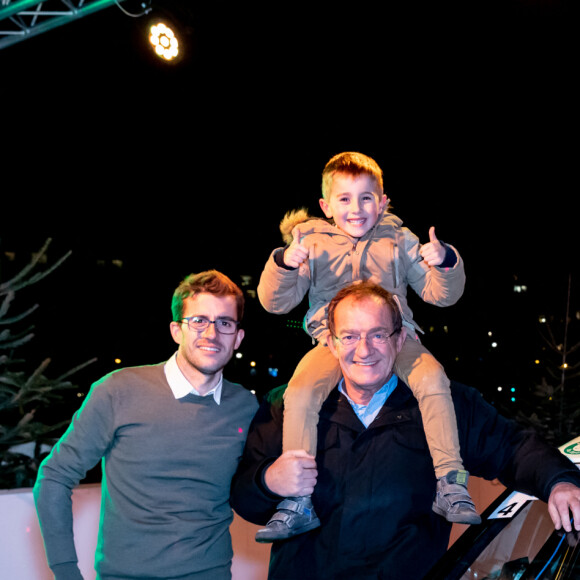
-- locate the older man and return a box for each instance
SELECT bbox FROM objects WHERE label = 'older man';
[231,282,580,580]
[35,270,258,580]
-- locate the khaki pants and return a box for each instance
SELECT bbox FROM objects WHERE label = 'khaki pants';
[282,334,463,478]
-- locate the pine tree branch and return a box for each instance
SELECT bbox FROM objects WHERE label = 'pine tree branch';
[0,239,72,295]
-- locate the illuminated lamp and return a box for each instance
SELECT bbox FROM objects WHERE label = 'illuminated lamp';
[149,21,179,61]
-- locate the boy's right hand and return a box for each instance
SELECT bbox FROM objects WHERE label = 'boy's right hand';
[283,226,310,268]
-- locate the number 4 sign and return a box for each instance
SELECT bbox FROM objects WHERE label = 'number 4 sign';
[488,491,537,519]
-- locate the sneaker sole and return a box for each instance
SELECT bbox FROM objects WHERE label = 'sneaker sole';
[432,504,482,525]
[255,519,321,543]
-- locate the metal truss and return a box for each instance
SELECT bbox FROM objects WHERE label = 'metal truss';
[0,0,124,50]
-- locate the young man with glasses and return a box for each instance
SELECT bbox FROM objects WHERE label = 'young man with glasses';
[34,270,258,580]
[231,282,580,580]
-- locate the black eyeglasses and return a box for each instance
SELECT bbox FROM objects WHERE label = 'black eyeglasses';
[180,316,240,335]
[333,327,401,348]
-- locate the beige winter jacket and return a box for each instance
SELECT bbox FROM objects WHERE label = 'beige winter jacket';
[257,209,466,341]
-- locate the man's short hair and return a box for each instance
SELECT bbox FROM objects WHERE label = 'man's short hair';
[171,270,244,322]
[327,281,403,336]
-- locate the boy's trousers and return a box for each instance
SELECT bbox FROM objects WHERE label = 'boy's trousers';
[282,333,463,478]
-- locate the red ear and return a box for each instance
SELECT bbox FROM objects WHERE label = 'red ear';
[319,197,333,218]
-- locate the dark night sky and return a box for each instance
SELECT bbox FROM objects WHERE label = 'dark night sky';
[1,1,576,400]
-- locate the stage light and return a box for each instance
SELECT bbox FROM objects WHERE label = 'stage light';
[149,21,179,61]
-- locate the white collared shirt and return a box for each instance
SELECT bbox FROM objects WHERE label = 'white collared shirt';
[164,352,223,404]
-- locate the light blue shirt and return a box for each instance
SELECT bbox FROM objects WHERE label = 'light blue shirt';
[338,374,399,427]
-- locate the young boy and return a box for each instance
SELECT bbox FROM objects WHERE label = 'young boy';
[255,151,480,542]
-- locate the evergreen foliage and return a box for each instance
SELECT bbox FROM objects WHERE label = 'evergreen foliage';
[0,239,95,489]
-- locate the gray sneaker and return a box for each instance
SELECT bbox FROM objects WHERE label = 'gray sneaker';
[433,470,482,525]
[255,496,321,543]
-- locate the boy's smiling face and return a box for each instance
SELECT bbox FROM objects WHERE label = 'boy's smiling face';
[319,172,387,239]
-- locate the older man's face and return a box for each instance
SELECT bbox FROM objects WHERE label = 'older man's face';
[328,295,406,401]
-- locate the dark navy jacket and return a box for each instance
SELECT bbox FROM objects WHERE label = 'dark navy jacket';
[230,381,580,580]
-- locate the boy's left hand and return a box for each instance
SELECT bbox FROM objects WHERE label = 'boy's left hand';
[420,227,445,266]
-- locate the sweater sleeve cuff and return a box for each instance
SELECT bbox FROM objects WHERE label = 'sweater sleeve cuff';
[273,248,296,270]
[438,242,458,269]
[51,562,84,580]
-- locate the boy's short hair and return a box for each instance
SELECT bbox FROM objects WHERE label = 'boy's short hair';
[171,270,244,322]
[321,151,384,200]
[327,281,402,337]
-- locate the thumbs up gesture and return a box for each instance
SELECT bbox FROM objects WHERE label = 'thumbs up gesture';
[419,227,446,267]
[283,226,310,269]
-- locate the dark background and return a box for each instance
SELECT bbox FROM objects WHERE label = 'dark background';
[1,1,576,420]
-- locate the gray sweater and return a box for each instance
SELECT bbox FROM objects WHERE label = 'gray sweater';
[34,362,258,580]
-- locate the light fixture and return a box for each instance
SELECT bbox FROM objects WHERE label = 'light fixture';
[149,21,179,61]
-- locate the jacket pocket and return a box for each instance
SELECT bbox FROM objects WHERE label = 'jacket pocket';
[389,413,429,452]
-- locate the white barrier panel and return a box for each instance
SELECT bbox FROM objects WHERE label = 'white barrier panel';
[0,477,504,579]
[0,484,270,580]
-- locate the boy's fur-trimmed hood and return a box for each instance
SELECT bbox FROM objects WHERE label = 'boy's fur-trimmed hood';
[279,208,324,245]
